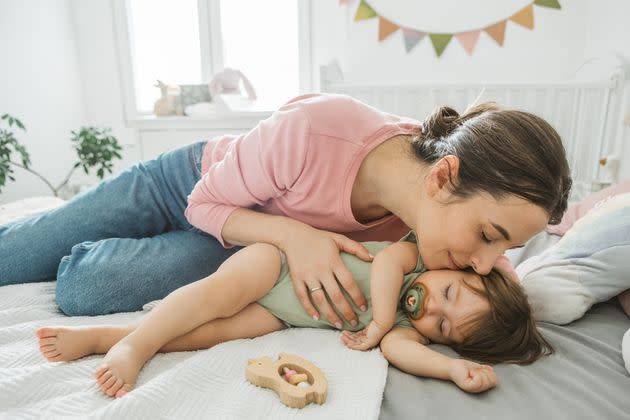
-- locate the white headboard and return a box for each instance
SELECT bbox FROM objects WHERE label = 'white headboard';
[321,61,628,202]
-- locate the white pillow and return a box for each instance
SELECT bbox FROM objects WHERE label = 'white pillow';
[518,193,630,324]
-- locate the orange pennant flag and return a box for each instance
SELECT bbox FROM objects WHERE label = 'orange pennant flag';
[510,4,534,29]
[379,16,399,41]
[485,20,507,45]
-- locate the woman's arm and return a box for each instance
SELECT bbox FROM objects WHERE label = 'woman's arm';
[341,241,418,349]
[380,327,498,394]
[185,97,373,328]
[223,207,372,329]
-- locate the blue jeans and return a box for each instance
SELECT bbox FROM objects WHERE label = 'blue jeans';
[0,141,242,316]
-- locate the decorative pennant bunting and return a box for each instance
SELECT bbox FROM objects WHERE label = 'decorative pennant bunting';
[510,4,534,29]
[484,20,507,46]
[429,34,453,57]
[354,0,377,21]
[402,28,426,53]
[378,16,399,41]
[455,30,481,55]
[534,0,561,9]
[344,1,561,57]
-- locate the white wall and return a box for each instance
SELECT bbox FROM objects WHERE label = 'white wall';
[0,0,87,203]
[582,0,630,181]
[69,0,139,168]
[0,0,139,204]
[311,0,629,179]
[311,0,589,84]
[1,0,628,204]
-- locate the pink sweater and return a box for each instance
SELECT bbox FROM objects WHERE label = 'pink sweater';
[185,93,421,247]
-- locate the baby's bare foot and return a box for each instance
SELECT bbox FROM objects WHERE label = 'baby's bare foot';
[36,326,101,362]
[95,336,152,398]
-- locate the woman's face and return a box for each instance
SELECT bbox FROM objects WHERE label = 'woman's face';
[409,270,489,345]
[414,190,548,275]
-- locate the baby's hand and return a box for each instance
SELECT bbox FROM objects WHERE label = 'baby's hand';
[448,359,498,393]
[340,321,387,351]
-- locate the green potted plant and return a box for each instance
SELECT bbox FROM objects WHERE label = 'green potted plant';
[0,114,123,197]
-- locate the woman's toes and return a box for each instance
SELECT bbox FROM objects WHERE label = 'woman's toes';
[36,327,57,339]
[48,354,64,362]
[115,384,133,398]
[106,378,124,397]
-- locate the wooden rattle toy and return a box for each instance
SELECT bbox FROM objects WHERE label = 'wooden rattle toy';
[245,352,328,409]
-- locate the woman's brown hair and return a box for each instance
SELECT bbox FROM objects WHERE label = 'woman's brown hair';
[412,103,572,224]
[454,269,554,365]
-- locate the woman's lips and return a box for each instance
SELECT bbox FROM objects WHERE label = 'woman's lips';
[447,253,462,270]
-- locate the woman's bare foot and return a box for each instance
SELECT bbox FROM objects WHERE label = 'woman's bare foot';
[95,334,155,398]
[36,326,129,363]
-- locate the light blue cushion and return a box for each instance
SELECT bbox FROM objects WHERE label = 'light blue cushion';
[518,193,630,324]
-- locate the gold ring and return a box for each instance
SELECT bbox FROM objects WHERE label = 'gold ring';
[310,286,323,293]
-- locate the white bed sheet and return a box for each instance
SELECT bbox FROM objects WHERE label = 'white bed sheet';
[0,198,388,419]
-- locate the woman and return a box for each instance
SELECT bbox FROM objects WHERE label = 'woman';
[0,93,571,329]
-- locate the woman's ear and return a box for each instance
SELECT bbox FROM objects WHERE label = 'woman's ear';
[425,155,460,199]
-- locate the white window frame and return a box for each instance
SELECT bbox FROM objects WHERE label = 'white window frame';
[111,0,312,125]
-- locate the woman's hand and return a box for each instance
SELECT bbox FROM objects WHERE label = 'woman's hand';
[340,321,388,351]
[448,359,498,393]
[281,225,372,328]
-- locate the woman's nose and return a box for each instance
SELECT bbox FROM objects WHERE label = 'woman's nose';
[470,249,502,275]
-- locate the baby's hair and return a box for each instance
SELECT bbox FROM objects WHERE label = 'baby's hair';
[453,268,554,365]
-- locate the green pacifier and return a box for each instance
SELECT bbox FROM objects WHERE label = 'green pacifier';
[401,283,427,320]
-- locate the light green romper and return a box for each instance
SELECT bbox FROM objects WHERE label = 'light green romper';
[257,231,426,331]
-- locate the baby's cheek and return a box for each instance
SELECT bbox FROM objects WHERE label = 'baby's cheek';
[412,320,435,342]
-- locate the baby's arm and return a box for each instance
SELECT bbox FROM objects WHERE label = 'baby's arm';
[341,241,419,350]
[381,327,498,394]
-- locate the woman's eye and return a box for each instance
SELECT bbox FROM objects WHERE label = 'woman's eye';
[443,285,450,300]
[439,318,444,335]
[481,231,492,243]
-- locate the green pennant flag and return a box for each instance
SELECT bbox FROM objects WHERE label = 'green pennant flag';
[534,0,561,9]
[429,34,452,57]
[355,0,378,21]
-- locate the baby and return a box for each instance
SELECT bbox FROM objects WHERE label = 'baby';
[36,231,552,398]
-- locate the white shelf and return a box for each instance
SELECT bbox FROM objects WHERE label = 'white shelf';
[127,112,272,131]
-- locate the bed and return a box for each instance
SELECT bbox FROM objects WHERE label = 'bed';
[2,194,630,419]
[3,62,630,417]
[380,301,630,420]
[319,62,630,418]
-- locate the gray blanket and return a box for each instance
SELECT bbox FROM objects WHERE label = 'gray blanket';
[380,301,630,420]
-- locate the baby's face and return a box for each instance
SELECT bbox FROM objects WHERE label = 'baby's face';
[409,270,489,345]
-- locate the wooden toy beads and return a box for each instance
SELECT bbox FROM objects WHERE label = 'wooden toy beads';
[245,353,328,409]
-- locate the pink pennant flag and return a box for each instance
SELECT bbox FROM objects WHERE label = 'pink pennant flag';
[402,28,426,53]
[455,30,481,55]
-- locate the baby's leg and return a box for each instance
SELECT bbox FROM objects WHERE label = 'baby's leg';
[65,243,281,398]
[98,303,284,397]
[37,303,285,362]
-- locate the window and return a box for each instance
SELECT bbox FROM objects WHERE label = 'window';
[115,0,310,117]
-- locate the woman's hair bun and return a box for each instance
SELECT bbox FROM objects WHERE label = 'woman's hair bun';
[422,102,501,140]
[422,106,460,140]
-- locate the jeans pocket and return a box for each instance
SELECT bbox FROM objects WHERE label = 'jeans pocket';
[189,141,206,179]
